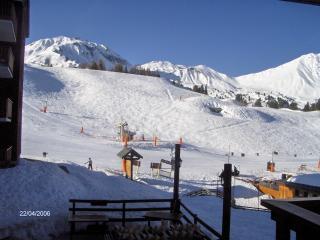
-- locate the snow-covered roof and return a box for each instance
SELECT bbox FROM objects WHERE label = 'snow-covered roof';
[117,147,143,160]
[287,173,320,188]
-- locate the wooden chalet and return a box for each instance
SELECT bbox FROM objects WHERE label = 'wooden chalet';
[257,178,320,199]
[0,0,29,168]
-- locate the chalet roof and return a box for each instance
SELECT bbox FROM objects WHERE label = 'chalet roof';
[117,147,143,160]
[285,181,320,193]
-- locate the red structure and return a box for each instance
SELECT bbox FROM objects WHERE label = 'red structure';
[0,0,29,168]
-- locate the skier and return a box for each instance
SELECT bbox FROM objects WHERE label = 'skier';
[85,158,93,170]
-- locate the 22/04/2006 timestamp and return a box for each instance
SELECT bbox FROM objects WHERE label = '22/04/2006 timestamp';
[19,210,50,217]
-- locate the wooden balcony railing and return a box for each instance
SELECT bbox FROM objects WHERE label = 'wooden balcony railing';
[0,46,14,78]
[261,197,320,240]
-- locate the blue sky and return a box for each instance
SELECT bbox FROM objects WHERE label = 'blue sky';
[28,0,320,76]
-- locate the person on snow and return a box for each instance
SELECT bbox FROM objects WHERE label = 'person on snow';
[85,158,93,170]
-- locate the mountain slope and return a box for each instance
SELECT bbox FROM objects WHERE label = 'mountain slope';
[237,53,320,101]
[25,36,130,69]
[23,65,320,157]
[139,61,239,92]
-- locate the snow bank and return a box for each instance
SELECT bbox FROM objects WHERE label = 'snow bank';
[0,159,168,239]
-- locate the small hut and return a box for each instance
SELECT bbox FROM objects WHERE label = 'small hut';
[117,147,143,180]
[267,161,275,172]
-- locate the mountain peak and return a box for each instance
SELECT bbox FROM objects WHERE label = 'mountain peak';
[237,53,320,101]
[25,36,130,69]
[140,60,238,92]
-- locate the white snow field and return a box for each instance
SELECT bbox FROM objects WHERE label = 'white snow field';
[0,62,312,239]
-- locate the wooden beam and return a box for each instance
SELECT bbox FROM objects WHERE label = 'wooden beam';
[282,0,320,6]
[173,144,181,214]
[222,163,232,240]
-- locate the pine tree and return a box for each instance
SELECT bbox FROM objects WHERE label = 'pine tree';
[303,102,311,112]
[193,85,199,93]
[267,99,279,109]
[254,98,262,107]
[289,101,298,110]
[199,85,204,94]
[311,103,317,111]
[114,63,123,72]
[98,59,106,70]
[316,98,320,110]
[90,61,99,70]
[204,85,208,95]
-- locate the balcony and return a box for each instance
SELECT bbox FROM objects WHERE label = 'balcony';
[0,146,12,168]
[261,197,320,240]
[0,0,17,43]
[0,98,13,122]
[0,46,14,78]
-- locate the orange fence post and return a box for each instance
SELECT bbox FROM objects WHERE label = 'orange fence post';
[122,159,126,177]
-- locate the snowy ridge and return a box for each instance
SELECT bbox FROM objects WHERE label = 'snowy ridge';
[139,61,239,92]
[237,53,320,101]
[25,36,130,69]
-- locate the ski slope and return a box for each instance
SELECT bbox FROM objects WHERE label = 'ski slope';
[23,64,320,159]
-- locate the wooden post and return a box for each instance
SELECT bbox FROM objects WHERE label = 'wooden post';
[130,157,133,181]
[222,163,232,240]
[179,137,183,145]
[173,144,181,214]
[276,220,290,240]
[154,136,157,146]
[80,127,84,133]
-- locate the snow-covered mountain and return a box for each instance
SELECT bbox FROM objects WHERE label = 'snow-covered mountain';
[25,36,130,69]
[25,36,320,102]
[237,53,320,101]
[139,61,239,94]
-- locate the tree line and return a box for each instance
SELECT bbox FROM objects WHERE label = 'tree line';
[192,85,208,95]
[78,61,161,77]
[235,93,320,112]
[112,64,161,77]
